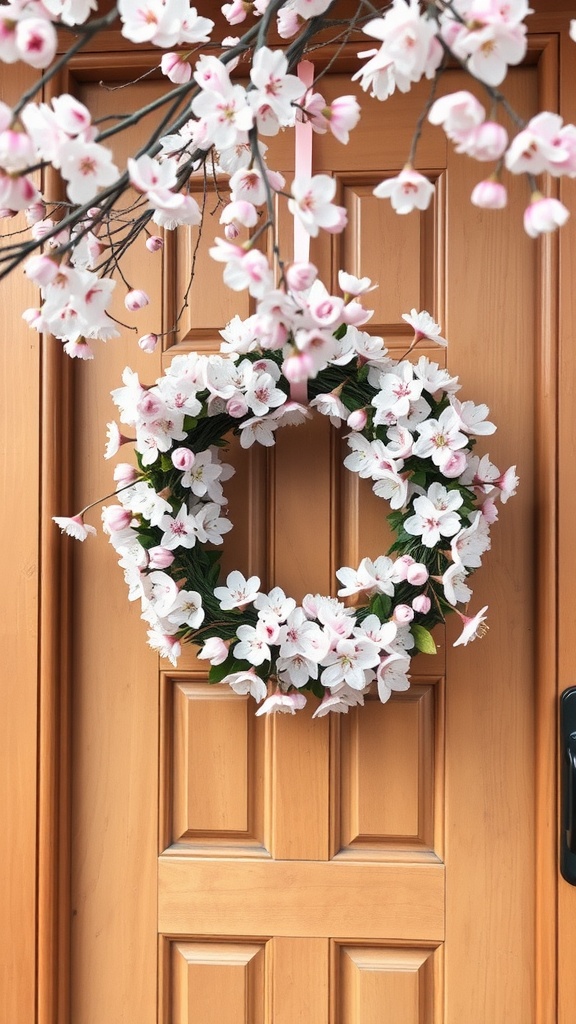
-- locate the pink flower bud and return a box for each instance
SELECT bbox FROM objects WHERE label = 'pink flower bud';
[147,546,175,569]
[0,128,34,170]
[285,261,318,291]
[481,498,499,524]
[277,7,301,37]
[392,554,415,582]
[160,52,192,84]
[471,178,507,210]
[125,288,150,311]
[30,218,55,241]
[197,636,230,665]
[342,299,373,326]
[102,505,132,533]
[222,0,248,24]
[220,199,258,228]
[406,562,429,586]
[171,447,195,471]
[138,332,158,353]
[113,463,138,486]
[412,594,431,614]
[282,351,314,383]
[226,396,249,418]
[347,408,367,431]
[393,603,415,625]
[224,222,240,240]
[24,254,59,285]
[145,234,163,252]
[22,307,43,329]
[524,193,570,238]
[25,200,46,225]
[442,450,468,478]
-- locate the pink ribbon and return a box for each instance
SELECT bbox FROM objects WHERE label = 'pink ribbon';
[289,60,314,406]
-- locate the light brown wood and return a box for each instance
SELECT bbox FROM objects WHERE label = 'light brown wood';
[557,19,576,1024]
[68,61,543,1024]
[159,858,445,940]
[1,11,572,1024]
[0,63,40,1024]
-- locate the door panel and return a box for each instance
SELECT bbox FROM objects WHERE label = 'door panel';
[68,63,537,1024]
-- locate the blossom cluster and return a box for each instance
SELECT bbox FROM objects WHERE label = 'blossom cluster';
[0,1,572,364]
[52,300,517,715]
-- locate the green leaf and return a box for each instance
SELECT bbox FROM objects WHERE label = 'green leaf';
[411,624,437,655]
[370,593,392,620]
[208,655,244,683]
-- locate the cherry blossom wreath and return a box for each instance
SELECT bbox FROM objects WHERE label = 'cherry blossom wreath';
[55,286,518,718]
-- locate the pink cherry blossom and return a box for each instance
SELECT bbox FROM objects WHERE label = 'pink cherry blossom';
[147,630,181,665]
[312,688,365,717]
[214,570,261,609]
[255,691,307,716]
[376,652,410,704]
[404,482,464,547]
[16,18,57,69]
[454,121,508,161]
[453,606,489,647]
[428,90,485,136]
[53,513,97,541]
[249,46,305,134]
[401,308,448,346]
[374,167,434,213]
[59,139,119,204]
[288,174,348,237]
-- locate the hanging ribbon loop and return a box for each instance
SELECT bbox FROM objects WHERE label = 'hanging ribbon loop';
[289,60,315,406]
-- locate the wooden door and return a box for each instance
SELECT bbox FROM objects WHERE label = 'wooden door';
[15,11,573,1024]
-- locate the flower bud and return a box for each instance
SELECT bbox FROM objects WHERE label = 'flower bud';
[471,178,507,210]
[125,288,150,311]
[406,562,429,586]
[160,52,192,84]
[226,396,249,418]
[285,261,318,291]
[347,408,367,431]
[224,222,240,240]
[412,594,431,614]
[145,234,163,252]
[393,603,414,625]
[113,463,138,486]
[102,505,132,533]
[25,200,46,225]
[282,351,314,383]
[138,332,158,353]
[147,546,175,569]
[442,450,468,478]
[24,254,59,285]
[171,447,195,471]
[524,193,570,238]
[197,636,230,665]
[391,554,415,582]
